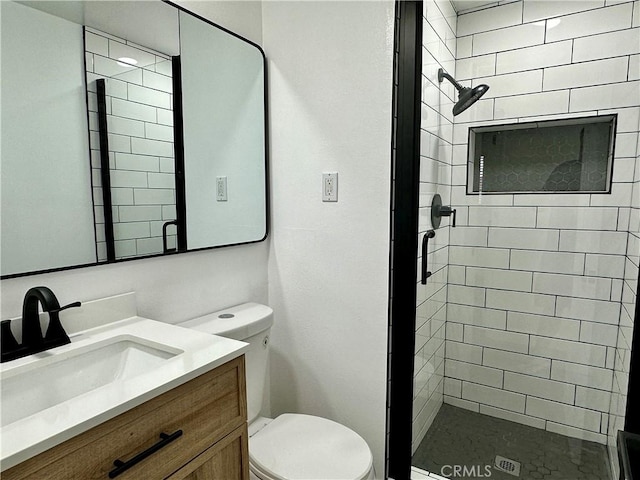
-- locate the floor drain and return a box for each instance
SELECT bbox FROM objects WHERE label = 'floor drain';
[494,456,521,477]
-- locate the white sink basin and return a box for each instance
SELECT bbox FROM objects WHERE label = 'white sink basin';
[1,336,179,427]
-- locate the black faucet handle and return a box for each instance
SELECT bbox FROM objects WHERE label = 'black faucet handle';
[43,301,79,347]
[49,301,82,314]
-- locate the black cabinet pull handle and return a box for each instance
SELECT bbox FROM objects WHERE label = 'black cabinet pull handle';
[421,230,436,285]
[108,430,183,478]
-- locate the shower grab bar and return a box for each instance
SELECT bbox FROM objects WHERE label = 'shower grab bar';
[421,230,436,285]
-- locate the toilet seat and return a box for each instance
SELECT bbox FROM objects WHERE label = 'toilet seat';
[249,414,373,480]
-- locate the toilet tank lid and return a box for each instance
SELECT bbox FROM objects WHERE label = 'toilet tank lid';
[178,302,273,341]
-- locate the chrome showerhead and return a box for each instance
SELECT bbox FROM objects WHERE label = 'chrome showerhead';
[438,68,490,116]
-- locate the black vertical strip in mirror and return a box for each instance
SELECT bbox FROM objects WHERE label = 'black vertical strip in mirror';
[172,55,187,252]
[388,1,423,479]
[96,79,115,262]
[262,49,271,242]
[625,267,640,433]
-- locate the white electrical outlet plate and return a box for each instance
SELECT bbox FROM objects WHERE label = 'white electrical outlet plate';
[216,176,228,201]
[322,172,338,202]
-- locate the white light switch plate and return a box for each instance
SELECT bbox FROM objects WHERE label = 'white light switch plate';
[216,176,228,201]
[322,172,338,202]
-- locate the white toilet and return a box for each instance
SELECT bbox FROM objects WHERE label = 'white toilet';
[179,303,375,480]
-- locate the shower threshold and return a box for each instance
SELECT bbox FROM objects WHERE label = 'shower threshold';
[412,404,611,480]
[412,466,448,479]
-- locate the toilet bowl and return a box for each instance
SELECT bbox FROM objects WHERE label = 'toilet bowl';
[179,303,375,480]
[249,414,373,480]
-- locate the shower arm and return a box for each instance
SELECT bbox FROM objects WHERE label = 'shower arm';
[438,68,465,93]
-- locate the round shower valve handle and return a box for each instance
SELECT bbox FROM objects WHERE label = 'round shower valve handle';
[431,193,457,229]
[438,206,457,227]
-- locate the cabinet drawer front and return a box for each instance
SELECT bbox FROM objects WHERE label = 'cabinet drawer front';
[4,356,247,480]
[166,424,249,480]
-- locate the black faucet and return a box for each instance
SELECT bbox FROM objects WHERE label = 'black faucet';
[1,286,81,363]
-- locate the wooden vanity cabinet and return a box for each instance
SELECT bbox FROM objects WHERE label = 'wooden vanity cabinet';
[3,356,249,480]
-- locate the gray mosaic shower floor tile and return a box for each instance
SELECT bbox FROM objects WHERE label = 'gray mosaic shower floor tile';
[412,404,611,480]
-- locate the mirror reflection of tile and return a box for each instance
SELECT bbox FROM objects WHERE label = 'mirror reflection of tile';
[85,27,177,261]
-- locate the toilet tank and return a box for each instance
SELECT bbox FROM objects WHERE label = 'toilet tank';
[179,303,273,423]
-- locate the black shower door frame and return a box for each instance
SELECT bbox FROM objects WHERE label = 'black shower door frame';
[387,1,423,479]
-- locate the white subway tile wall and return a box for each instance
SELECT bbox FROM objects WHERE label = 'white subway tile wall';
[85,28,176,260]
[609,0,640,472]
[443,2,640,467]
[412,0,456,454]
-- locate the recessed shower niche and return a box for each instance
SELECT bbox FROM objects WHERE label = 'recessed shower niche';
[467,115,617,194]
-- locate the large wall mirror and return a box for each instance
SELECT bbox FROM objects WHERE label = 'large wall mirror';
[1,0,268,278]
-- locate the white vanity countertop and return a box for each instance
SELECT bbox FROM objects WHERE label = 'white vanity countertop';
[0,315,248,471]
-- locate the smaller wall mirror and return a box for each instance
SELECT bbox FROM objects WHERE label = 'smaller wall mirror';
[467,114,617,195]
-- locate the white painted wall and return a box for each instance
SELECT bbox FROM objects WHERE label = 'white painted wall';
[1,243,268,325]
[1,1,96,276]
[262,2,395,477]
[1,2,268,328]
